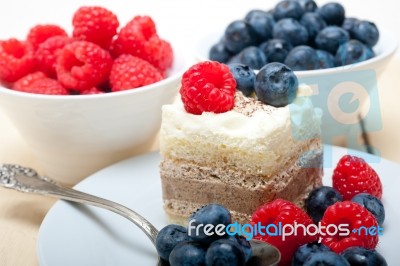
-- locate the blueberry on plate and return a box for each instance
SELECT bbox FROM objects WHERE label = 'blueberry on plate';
[304,251,350,266]
[169,241,207,266]
[316,49,335,69]
[352,20,380,47]
[223,20,258,54]
[205,238,245,266]
[244,9,275,41]
[300,12,327,44]
[155,224,191,261]
[228,63,256,96]
[315,26,350,54]
[292,242,331,266]
[227,235,253,263]
[273,18,309,46]
[317,2,346,26]
[209,41,232,63]
[255,62,298,107]
[351,193,385,225]
[259,38,293,63]
[342,17,360,36]
[335,40,374,66]
[273,0,305,21]
[228,46,267,70]
[294,0,318,12]
[188,204,232,244]
[305,186,343,223]
[284,45,319,71]
[341,247,387,266]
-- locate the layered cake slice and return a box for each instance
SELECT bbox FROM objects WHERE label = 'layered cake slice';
[159,61,323,223]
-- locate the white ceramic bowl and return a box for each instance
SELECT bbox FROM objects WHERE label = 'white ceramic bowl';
[195,29,398,146]
[0,43,191,185]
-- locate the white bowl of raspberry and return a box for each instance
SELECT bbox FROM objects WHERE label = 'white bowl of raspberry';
[0,7,192,184]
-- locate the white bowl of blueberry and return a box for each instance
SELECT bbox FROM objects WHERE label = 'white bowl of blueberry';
[195,0,398,140]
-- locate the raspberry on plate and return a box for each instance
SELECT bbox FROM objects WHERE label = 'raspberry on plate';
[109,54,162,92]
[251,199,316,266]
[56,41,113,92]
[0,38,36,83]
[179,61,236,115]
[34,36,74,78]
[13,71,68,95]
[72,6,119,49]
[320,201,379,253]
[332,155,383,200]
[26,24,68,50]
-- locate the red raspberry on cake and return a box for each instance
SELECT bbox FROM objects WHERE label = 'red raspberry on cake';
[56,41,113,92]
[320,201,379,253]
[26,24,68,50]
[35,36,74,78]
[251,199,316,266]
[13,71,68,95]
[332,155,382,200]
[179,61,236,115]
[72,6,119,49]
[109,54,162,92]
[0,38,36,83]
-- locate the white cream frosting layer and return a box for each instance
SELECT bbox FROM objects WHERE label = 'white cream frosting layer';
[160,85,322,177]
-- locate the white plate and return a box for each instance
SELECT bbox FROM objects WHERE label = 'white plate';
[37,146,400,266]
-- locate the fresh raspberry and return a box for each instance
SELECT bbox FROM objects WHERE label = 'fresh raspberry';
[80,87,105,95]
[13,71,68,95]
[109,54,162,92]
[251,199,316,266]
[332,155,382,200]
[179,61,236,115]
[110,15,157,58]
[142,36,173,74]
[320,201,379,253]
[34,36,74,78]
[0,38,36,83]
[26,24,67,50]
[56,41,113,92]
[72,6,119,49]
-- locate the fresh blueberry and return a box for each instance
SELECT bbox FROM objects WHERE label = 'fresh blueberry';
[255,62,298,107]
[169,241,206,266]
[342,17,360,36]
[294,0,318,12]
[352,20,380,47]
[209,41,232,63]
[284,45,319,71]
[335,40,375,66]
[205,239,245,266]
[341,247,388,266]
[292,242,331,266]
[317,2,346,26]
[351,193,385,225]
[305,186,343,223]
[316,49,335,69]
[223,20,258,54]
[245,10,275,42]
[300,12,327,44]
[259,38,293,63]
[227,235,253,263]
[304,251,350,266]
[155,224,191,261]
[274,0,305,20]
[228,46,267,70]
[228,63,256,96]
[273,18,309,46]
[315,26,350,54]
[188,204,231,244]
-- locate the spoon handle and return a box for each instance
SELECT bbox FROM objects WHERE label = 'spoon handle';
[0,164,159,244]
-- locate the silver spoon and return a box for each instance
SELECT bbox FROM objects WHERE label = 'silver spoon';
[0,164,280,266]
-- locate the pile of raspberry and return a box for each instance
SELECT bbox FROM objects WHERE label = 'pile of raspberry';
[251,155,386,265]
[0,6,173,95]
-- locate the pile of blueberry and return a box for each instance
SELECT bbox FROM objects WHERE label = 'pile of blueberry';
[156,204,252,266]
[210,0,379,71]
